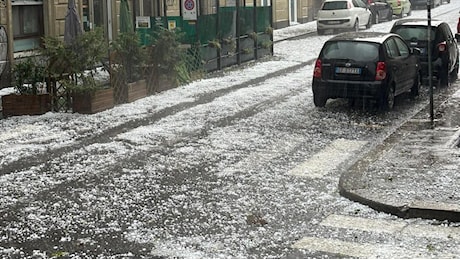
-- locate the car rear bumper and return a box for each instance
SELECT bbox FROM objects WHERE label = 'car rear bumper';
[312,79,384,100]
[391,6,403,14]
[317,19,354,30]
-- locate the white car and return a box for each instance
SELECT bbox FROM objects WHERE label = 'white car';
[317,0,373,35]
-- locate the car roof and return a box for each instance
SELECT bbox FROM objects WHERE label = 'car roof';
[327,32,398,44]
[391,18,445,28]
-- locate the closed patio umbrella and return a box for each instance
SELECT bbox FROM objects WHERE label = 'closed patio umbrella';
[120,0,134,33]
[64,0,83,45]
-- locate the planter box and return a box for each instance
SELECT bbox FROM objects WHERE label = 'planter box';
[1,94,51,117]
[72,88,114,114]
[127,79,147,102]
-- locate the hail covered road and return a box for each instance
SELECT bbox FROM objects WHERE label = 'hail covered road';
[1,4,460,258]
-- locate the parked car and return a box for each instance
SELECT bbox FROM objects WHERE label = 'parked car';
[316,0,372,35]
[363,0,393,24]
[386,0,411,18]
[390,18,459,87]
[410,0,442,9]
[312,32,421,110]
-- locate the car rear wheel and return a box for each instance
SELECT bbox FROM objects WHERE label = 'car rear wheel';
[374,13,379,24]
[410,72,420,99]
[313,93,327,107]
[380,84,395,111]
[353,19,359,32]
[439,64,450,87]
[366,16,372,29]
[450,56,459,81]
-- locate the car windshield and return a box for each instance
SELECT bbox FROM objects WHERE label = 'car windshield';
[322,41,379,61]
[392,26,436,42]
[322,1,348,10]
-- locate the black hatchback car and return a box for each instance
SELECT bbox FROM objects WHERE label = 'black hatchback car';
[390,18,459,87]
[312,32,421,110]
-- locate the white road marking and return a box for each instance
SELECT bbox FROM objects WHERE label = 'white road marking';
[288,138,367,178]
[321,214,460,240]
[292,237,376,258]
[291,236,425,258]
[293,214,460,258]
[320,214,407,234]
[402,224,460,240]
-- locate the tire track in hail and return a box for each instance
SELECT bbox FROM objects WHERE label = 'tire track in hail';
[0,59,316,176]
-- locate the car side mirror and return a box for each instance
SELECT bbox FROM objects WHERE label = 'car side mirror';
[411,47,421,55]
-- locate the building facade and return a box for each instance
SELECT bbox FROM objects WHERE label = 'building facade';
[0,0,322,88]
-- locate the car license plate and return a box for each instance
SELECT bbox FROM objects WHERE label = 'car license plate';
[336,67,361,74]
[328,21,340,24]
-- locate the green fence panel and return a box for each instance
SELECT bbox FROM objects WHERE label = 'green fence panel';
[256,6,272,32]
[166,16,197,44]
[239,7,254,36]
[197,14,217,44]
[219,7,237,38]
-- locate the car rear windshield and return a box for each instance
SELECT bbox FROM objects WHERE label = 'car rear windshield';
[392,26,436,42]
[322,41,379,62]
[322,1,348,10]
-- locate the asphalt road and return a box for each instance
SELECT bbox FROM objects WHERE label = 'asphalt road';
[1,5,460,257]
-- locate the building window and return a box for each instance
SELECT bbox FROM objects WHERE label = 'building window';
[12,1,44,52]
[83,0,105,32]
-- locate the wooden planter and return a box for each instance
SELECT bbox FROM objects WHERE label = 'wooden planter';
[72,88,114,114]
[127,79,148,102]
[1,94,51,117]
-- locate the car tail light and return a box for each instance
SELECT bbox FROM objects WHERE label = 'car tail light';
[348,1,352,8]
[437,42,447,52]
[375,61,386,80]
[313,59,322,78]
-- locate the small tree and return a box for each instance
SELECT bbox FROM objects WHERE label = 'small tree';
[148,25,191,88]
[41,27,108,88]
[110,32,146,84]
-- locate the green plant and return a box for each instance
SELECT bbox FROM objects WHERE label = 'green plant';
[110,31,146,83]
[242,48,253,54]
[222,37,236,53]
[265,26,274,35]
[208,39,221,50]
[248,32,258,41]
[61,74,100,94]
[41,28,109,92]
[259,40,273,49]
[12,56,46,95]
[42,28,107,77]
[148,26,191,86]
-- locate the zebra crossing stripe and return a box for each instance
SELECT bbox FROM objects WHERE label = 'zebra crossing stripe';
[292,214,460,257]
[402,223,460,240]
[291,236,457,258]
[289,139,367,178]
[321,214,460,240]
[292,236,380,258]
[320,214,407,234]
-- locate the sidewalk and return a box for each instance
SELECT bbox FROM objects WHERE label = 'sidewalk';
[339,87,460,221]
